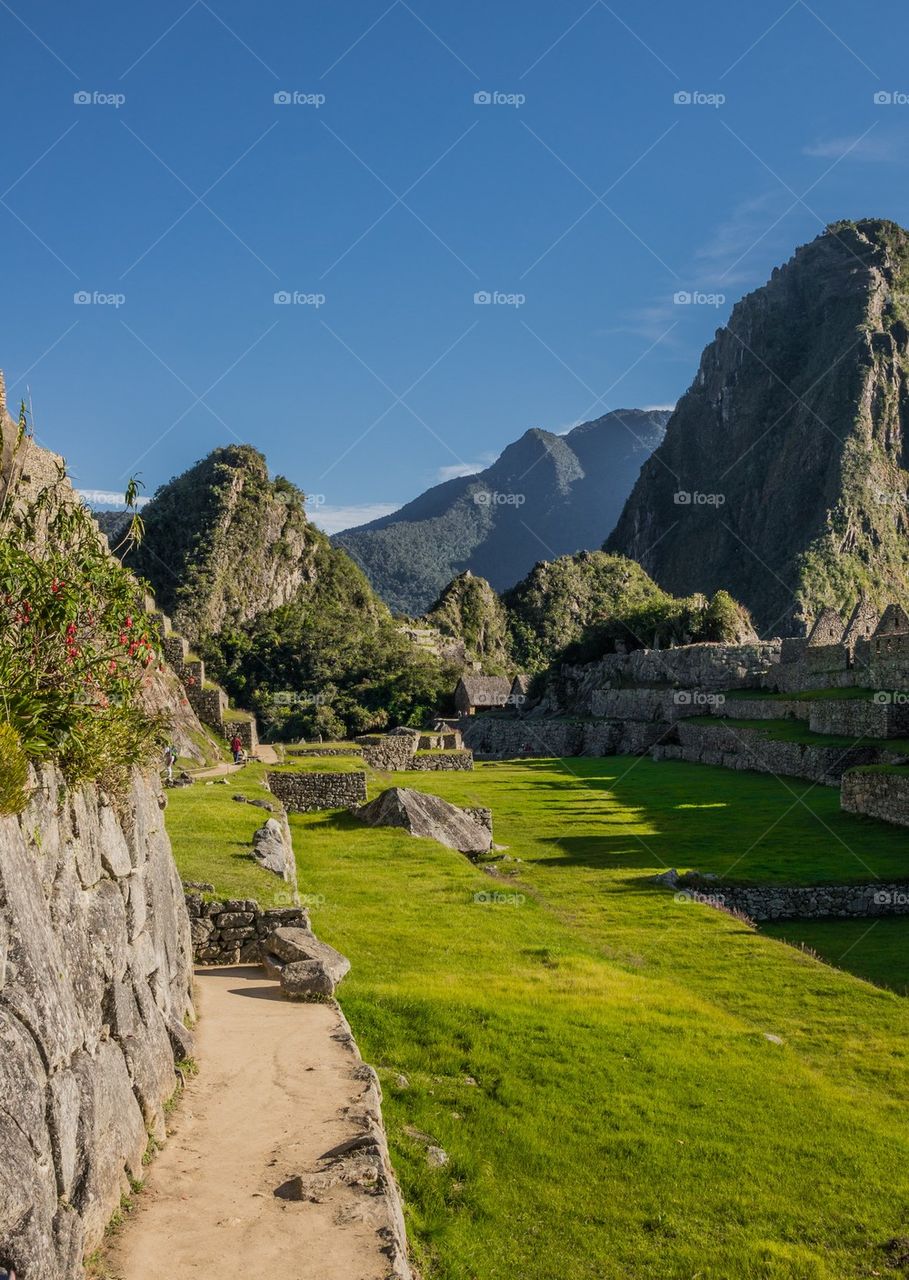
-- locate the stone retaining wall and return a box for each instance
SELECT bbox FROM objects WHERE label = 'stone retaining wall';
[267,770,367,812]
[462,715,669,760]
[808,699,909,739]
[675,878,909,921]
[359,737,418,771]
[410,751,474,771]
[288,746,364,757]
[655,722,883,785]
[185,896,310,964]
[841,769,909,827]
[223,718,259,752]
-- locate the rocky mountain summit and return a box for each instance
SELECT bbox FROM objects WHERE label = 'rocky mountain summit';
[608,220,909,635]
[335,409,670,615]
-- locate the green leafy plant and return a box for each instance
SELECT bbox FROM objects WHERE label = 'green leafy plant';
[0,416,165,802]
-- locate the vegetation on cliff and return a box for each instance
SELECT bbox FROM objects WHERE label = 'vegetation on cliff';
[130,445,458,740]
[424,572,513,674]
[608,219,909,634]
[0,415,163,804]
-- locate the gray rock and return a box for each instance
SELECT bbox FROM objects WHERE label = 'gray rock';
[252,817,297,889]
[354,787,493,855]
[262,926,350,1000]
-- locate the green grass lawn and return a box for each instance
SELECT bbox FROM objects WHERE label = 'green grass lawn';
[165,754,909,1279]
[762,917,909,995]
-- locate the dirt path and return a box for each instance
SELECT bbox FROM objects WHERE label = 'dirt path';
[110,967,408,1280]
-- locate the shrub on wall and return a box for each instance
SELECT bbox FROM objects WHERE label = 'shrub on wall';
[0,722,28,814]
[0,417,164,802]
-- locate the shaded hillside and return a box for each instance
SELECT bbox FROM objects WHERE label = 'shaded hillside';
[335,409,670,615]
[608,220,909,635]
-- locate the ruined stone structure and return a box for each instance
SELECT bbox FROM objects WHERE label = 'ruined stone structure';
[186,897,310,965]
[267,770,368,812]
[410,751,474,771]
[841,769,909,828]
[147,595,260,753]
[0,769,194,1280]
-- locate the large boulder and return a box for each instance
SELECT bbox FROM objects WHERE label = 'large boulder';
[252,816,297,889]
[354,787,493,855]
[261,926,350,1001]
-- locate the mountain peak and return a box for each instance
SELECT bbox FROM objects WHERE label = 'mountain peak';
[334,408,668,614]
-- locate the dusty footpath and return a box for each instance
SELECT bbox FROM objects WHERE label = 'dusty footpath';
[110,967,411,1280]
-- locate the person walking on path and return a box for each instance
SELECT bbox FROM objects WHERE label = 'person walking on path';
[230,734,244,765]
[163,744,178,783]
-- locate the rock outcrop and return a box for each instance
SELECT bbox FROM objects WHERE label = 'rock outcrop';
[608,220,909,634]
[0,767,194,1280]
[261,926,351,1000]
[355,788,493,855]
[252,817,298,891]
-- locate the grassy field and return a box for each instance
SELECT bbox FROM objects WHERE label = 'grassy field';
[762,917,909,995]
[166,754,909,1279]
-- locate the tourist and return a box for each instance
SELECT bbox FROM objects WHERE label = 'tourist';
[230,733,244,764]
[163,743,178,782]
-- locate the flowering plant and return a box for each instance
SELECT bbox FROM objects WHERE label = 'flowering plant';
[0,409,164,805]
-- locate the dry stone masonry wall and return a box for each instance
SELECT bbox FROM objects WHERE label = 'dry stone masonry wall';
[841,769,909,827]
[186,897,311,965]
[267,770,368,812]
[0,768,194,1280]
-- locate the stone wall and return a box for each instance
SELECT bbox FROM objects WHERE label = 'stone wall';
[841,769,909,827]
[0,768,194,1280]
[410,751,474,771]
[674,877,909,921]
[358,736,418,771]
[655,722,883,785]
[267,770,367,812]
[223,718,259,752]
[185,897,310,965]
[462,715,669,760]
[288,746,364,758]
[187,685,228,730]
[807,699,909,739]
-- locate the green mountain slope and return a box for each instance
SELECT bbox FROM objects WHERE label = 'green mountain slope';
[334,409,670,615]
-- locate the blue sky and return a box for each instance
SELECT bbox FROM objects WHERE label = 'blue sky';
[2,0,908,531]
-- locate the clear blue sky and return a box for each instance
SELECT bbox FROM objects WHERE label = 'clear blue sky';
[3,0,908,530]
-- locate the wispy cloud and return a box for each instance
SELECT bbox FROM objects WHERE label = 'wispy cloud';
[78,488,150,508]
[435,452,496,482]
[311,502,400,534]
[803,133,903,163]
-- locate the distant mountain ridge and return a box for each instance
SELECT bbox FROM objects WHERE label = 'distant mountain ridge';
[333,409,671,616]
